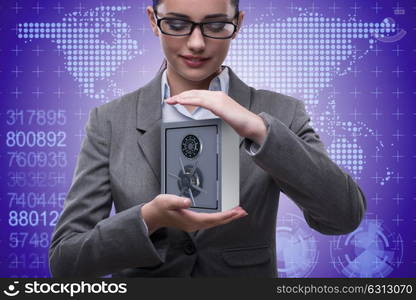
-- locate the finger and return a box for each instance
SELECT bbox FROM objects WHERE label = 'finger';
[179,95,223,116]
[215,213,244,227]
[175,205,247,220]
[230,206,248,215]
[166,96,203,107]
[175,208,237,224]
[178,206,245,218]
[215,209,249,225]
[170,93,212,106]
[197,209,242,226]
[164,195,192,210]
[201,209,248,229]
[218,207,248,221]
[173,207,247,231]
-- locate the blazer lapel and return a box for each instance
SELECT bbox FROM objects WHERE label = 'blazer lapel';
[135,66,252,186]
[136,69,164,185]
[227,66,252,147]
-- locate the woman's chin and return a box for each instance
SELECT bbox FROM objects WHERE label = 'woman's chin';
[180,68,218,83]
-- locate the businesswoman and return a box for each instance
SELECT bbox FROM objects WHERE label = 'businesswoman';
[49,0,367,277]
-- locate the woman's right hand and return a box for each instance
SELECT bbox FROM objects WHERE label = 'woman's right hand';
[141,194,248,235]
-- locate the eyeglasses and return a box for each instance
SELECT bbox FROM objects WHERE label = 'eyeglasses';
[153,10,239,39]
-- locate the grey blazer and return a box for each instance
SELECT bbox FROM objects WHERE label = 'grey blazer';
[48,66,366,278]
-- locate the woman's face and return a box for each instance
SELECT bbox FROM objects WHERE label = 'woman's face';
[147,0,244,83]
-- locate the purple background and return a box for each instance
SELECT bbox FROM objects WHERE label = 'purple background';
[0,0,415,277]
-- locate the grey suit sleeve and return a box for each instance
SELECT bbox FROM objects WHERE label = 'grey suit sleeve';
[48,107,164,278]
[243,100,367,235]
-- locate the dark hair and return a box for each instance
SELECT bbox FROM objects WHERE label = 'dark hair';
[152,0,239,13]
[153,0,240,71]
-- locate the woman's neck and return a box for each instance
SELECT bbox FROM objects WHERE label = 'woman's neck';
[166,66,222,97]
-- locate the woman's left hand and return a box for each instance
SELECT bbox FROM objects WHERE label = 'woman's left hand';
[165,90,267,145]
